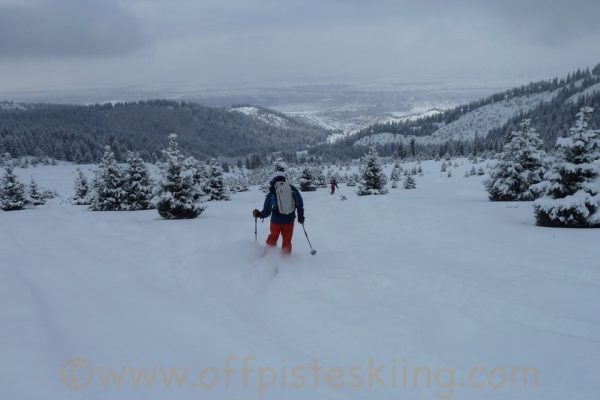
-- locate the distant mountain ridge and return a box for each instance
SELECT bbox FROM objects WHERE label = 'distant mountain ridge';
[349,64,600,145]
[0,100,330,162]
[310,63,600,160]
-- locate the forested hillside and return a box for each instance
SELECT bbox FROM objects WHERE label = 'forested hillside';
[0,100,329,162]
[308,63,600,161]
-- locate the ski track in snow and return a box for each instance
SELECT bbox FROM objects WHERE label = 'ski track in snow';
[2,160,600,400]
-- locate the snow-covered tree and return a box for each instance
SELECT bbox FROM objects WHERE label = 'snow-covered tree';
[72,168,91,205]
[183,157,208,201]
[299,167,317,192]
[205,159,230,201]
[154,134,205,219]
[237,173,249,192]
[90,146,125,211]
[227,173,249,193]
[390,162,402,189]
[358,146,388,196]
[533,107,600,227]
[0,153,27,211]
[312,166,327,188]
[403,175,417,189]
[484,119,546,201]
[28,177,46,206]
[273,157,288,173]
[346,172,359,187]
[123,151,154,210]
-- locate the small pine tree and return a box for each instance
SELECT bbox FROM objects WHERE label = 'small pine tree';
[484,120,546,201]
[205,160,230,201]
[123,151,154,210]
[533,107,600,227]
[229,173,249,193]
[183,157,208,201]
[0,153,27,211]
[358,146,388,196]
[346,172,359,187]
[440,162,448,172]
[28,177,46,206]
[403,175,417,189]
[390,163,402,189]
[90,146,125,211]
[299,167,317,192]
[312,166,327,188]
[72,168,91,205]
[154,134,205,219]
[273,157,288,173]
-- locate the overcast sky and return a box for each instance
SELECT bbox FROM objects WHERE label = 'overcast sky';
[0,0,599,95]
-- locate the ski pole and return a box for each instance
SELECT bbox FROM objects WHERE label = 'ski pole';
[254,218,258,244]
[301,223,317,255]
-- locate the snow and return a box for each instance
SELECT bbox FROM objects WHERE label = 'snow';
[427,91,558,143]
[566,82,600,104]
[355,90,561,147]
[0,102,30,111]
[355,132,405,146]
[2,161,600,399]
[230,106,290,129]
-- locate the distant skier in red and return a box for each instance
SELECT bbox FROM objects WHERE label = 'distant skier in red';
[330,178,339,195]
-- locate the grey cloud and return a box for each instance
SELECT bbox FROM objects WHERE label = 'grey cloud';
[0,0,145,59]
[0,0,599,92]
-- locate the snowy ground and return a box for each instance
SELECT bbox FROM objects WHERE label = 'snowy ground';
[2,161,600,400]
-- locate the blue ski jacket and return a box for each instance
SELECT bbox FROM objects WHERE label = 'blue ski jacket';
[258,184,304,225]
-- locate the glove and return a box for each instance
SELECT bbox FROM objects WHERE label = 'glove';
[252,209,260,219]
[298,215,305,224]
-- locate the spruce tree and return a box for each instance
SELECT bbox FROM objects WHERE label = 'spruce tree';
[154,134,204,219]
[358,146,388,196]
[90,145,125,211]
[533,107,600,227]
[205,159,230,201]
[299,167,317,192]
[28,177,46,206]
[72,168,91,205]
[123,151,154,210]
[390,162,402,189]
[312,166,327,188]
[403,175,417,189]
[484,119,546,201]
[0,153,27,211]
[184,156,208,201]
[273,157,288,173]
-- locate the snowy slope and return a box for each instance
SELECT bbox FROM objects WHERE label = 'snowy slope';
[355,91,560,147]
[2,161,600,400]
[566,82,600,103]
[230,106,290,129]
[428,91,558,142]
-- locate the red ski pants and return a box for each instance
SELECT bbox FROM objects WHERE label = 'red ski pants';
[266,223,294,254]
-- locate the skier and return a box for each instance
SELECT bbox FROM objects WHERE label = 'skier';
[253,173,305,254]
[330,178,339,195]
